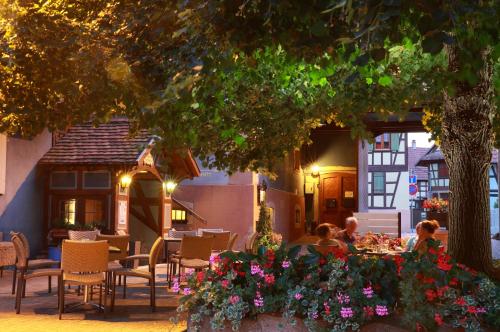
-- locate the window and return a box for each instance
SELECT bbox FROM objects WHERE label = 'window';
[438,163,449,178]
[374,134,390,150]
[171,209,187,223]
[84,199,104,224]
[390,133,400,152]
[60,199,76,224]
[51,172,77,189]
[83,171,110,189]
[373,172,385,194]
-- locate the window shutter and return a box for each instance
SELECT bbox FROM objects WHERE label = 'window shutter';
[390,133,400,152]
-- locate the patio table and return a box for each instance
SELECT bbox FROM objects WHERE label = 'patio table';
[0,241,15,277]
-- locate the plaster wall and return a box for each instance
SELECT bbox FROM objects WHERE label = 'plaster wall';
[173,183,256,250]
[0,131,52,255]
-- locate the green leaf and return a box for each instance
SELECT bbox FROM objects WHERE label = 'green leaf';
[378,75,392,86]
[366,77,373,85]
[233,135,246,146]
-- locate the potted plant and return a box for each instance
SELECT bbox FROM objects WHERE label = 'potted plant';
[423,198,449,229]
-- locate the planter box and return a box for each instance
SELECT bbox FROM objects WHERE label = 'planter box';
[427,211,448,229]
[188,313,308,332]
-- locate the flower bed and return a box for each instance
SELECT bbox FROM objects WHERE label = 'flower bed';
[177,243,499,332]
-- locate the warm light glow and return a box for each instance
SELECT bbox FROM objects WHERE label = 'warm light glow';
[164,180,177,195]
[120,174,132,188]
[311,164,320,176]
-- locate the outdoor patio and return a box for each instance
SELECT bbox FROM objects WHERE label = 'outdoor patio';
[0,266,186,332]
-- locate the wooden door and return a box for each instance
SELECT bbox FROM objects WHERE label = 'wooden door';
[319,172,357,228]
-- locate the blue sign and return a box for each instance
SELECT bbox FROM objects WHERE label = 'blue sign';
[409,183,418,196]
[409,175,417,184]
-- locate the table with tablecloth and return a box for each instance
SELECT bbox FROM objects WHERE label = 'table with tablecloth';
[0,241,16,277]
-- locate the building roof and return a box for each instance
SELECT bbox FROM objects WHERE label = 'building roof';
[416,145,498,166]
[39,118,151,165]
[408,147,429,181]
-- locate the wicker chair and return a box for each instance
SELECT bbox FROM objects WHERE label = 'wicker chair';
[111,237,164,312]
[11,235,62,314]
[10,232,59,295]
[96,234,130,288]
[245,232,258,254]
[202,231,231,252]
[226,233,239,251]
[170,236,214,285]
[60,240,109,319]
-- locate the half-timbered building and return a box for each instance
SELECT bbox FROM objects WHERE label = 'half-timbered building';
[37,118,200,250]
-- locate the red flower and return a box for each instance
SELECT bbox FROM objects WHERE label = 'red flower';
[437,257,452,271]
[363,306,374,317]
[436,286,449,297]
[425,289,437,302]
[434,313,443,326]
[264,274,275,285]
[428,247,437,255]
[467,306,477,314]
[196,271,205,283]
[237,270,246,277]
[455,297,466,306]
[423,276,436,284]
[319,257,327,266]
[449,277,459,286]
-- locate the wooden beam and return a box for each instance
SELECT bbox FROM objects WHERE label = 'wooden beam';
[133,182,161,235]
[129,207,158,233]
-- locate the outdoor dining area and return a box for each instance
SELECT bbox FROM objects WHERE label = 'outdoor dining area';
[0,227,246,322]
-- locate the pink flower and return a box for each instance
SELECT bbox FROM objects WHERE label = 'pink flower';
[229,295,240,305]
[254,291,264,307]
[476,307,487,314]
[310,311,319,319]
[183,287,191,296]
[250,263,264,277]
[221,279,230,288]
[337,293,350,304]
[171,278,180,293]
[294,292,303,300]
[375,305,389,316]
[363,286,374,299]
[340,307,354,318]
[282,260,291,268]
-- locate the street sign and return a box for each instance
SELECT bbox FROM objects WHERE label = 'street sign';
[409,183,418,196]
[409,175,417,184]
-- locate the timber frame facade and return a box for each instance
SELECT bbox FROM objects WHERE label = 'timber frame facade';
[367,133,408,209]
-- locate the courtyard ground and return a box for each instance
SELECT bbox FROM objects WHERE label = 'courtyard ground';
[0,265,186,332]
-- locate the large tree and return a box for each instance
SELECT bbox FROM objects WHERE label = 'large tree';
[0,1,499,276]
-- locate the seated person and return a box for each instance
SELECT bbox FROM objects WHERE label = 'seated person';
[336,217,358,245]
[413,219,440,255]
[316,223,338,245]
[315,223,347,253]
[405,222,422,252]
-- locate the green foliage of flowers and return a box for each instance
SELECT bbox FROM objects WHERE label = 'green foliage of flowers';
[177,242,498,332]
[399,240,500,332]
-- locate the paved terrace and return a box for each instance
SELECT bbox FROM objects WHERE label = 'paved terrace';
[0,265,186,332]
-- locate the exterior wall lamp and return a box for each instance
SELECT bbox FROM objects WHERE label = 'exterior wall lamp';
[119,174,132,191]
[257,180,268,205]
[311,164,320,177]
[163,180,177,197]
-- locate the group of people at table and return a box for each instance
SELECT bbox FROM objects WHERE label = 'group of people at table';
[315,217,441,255]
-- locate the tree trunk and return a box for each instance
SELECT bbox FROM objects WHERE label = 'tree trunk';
[440,45,498,278]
